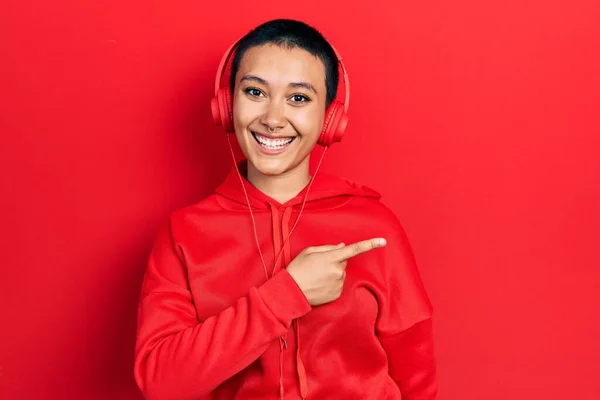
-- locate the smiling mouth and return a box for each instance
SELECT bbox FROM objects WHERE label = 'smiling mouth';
[251,131,296,151]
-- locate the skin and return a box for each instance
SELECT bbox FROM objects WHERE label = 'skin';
[229,42,386,302]
[231,43,327,204]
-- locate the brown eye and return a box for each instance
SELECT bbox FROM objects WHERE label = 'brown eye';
[245,88,264,97]
[290,94,310,103]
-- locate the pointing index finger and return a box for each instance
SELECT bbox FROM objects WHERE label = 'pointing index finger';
[329,238,387,262]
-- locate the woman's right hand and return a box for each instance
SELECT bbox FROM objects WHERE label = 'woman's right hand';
[286,238,387,306]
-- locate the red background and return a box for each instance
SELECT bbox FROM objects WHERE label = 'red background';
[1,1,599,399]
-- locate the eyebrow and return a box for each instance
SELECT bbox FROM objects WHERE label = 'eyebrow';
[240,74,318,94]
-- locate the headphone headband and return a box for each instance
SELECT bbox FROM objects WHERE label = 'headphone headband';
[213,36,350,113]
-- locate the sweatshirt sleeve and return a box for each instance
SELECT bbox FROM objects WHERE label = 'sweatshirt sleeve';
[375,217,438,399]
[133,218,312,400]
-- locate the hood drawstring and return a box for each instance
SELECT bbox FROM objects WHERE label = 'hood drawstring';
[295,319,308,399]
[270,204,283,272]
[269,204,288,398]
[281,207,308,400]
[270,205,309,399]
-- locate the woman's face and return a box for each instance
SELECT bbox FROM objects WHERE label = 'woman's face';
[232,43,327,178]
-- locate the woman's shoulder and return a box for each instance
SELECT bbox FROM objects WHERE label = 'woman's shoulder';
[350,196,406,232]
[320,173,405,231]
[160,193,227,234]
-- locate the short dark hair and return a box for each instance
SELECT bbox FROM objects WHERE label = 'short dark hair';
[229,19,340,108]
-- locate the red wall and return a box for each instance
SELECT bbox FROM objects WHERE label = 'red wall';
[1,1,599,399]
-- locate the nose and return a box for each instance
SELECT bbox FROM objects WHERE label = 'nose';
[259,97,286,132]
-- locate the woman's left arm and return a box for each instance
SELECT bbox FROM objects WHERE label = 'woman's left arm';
[375,215,439,400]
[379,318,438,400]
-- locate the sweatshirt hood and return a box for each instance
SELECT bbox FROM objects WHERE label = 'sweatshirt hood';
[215,161,381,211]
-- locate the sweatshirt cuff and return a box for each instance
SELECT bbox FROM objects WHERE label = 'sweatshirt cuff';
[257,269,312,328]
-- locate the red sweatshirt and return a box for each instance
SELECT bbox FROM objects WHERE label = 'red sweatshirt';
[134,162,438,400]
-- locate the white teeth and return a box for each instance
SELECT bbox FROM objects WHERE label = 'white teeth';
[253,132,293,150]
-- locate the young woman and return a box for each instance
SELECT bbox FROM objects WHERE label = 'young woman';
[134,19,438,400]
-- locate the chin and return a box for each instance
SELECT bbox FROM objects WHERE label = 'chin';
[248,156,295,177]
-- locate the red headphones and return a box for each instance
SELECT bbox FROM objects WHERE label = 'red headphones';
[210,37,351,147]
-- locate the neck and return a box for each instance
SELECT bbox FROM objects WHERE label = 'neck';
[247,159,311,204]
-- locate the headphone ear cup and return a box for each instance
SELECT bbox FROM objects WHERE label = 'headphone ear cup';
[318,100,348,147]
[211,88,234,133]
